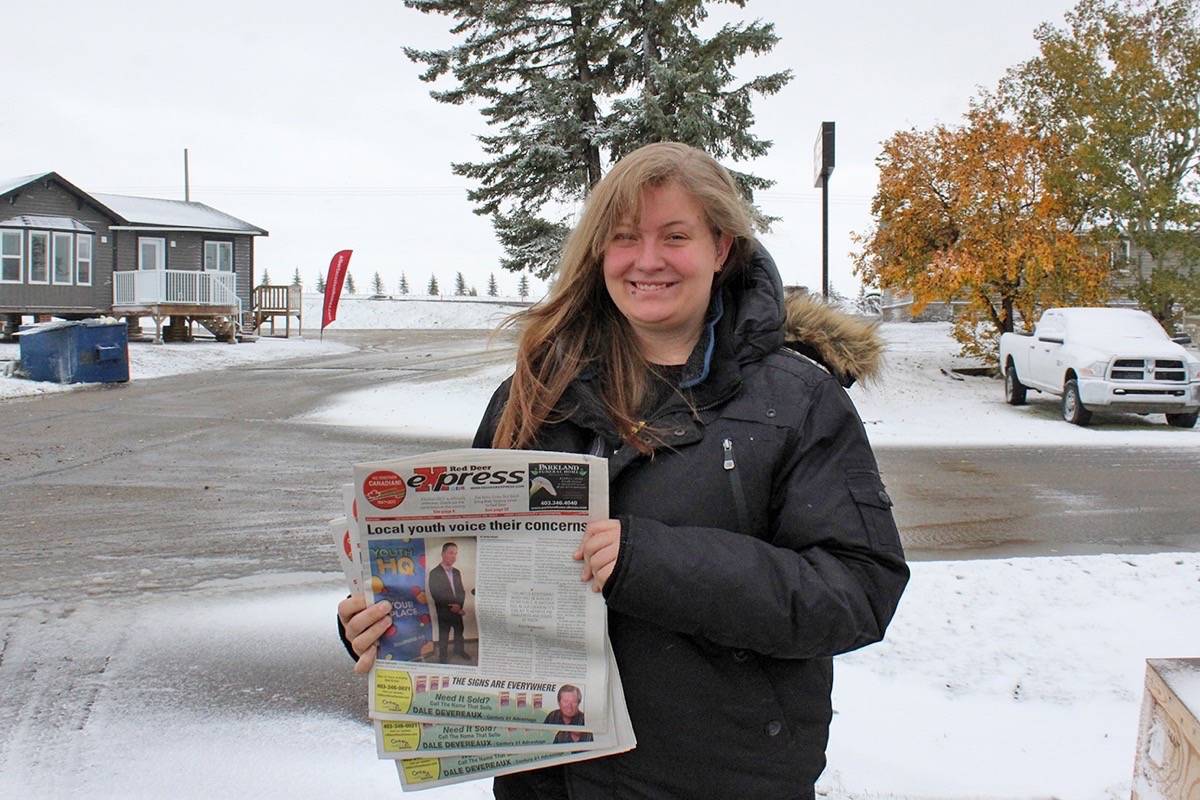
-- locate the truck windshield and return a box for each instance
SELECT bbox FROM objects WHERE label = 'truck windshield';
[1066,312,1166,340]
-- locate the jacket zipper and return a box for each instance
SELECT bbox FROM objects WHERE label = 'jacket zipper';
[723,437,750,533]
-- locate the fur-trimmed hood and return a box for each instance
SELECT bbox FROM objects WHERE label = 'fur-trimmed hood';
[782,292,884,388]
[728,244,884,389]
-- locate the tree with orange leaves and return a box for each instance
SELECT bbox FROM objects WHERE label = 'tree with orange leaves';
[853,105,1111,363]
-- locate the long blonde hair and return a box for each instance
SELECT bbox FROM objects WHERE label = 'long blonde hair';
[492,142,756,452]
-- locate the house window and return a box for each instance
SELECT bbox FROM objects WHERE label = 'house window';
[28,231,49,284]
[204,240,233,271]
[76,233,93,286]
[1,230,21,283]
[52,232,74,285]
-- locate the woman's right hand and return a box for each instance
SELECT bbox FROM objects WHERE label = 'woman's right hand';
[338,596,393,674]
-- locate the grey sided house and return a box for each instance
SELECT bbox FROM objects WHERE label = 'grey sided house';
[0,172,267,342]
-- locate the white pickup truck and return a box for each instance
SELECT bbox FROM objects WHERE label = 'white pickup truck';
[998,307,1200,428]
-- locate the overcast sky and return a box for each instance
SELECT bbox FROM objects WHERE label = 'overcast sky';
[2,0,1079,299]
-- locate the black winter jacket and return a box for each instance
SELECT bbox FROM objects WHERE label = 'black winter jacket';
[473,247,909,799]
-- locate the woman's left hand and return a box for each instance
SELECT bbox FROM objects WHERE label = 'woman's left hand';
[575,519,621,593]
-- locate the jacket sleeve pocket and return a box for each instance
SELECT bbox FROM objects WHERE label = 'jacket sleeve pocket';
[846,470,903,554]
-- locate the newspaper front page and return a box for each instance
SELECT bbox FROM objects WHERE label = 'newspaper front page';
[336,448,635,790]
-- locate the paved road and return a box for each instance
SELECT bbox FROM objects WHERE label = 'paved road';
[0,330,519,605]
[877,446,1200,560]
[2,328,1198,605]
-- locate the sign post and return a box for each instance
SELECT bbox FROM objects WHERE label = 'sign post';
[813,122,835,298]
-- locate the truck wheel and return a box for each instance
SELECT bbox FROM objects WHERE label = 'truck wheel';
[1004,360,1027,406]
[1166,412,1198,429]
[1062,379,1092,426]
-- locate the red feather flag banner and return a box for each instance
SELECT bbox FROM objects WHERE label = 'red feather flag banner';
[321,249,353,337]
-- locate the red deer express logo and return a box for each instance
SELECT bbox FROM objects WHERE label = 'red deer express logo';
[364,465,525,509]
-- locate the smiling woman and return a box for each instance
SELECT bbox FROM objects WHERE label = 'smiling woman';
[338,142,910,800]
[487,142,763,453]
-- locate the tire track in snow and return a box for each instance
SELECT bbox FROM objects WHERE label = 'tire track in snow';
[0,603,129,796]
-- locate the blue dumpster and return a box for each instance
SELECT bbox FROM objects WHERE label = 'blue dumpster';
[17,320,130,384]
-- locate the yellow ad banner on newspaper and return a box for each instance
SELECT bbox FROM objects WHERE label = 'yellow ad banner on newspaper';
[375,669,415,713]
[382,720,423,751]
[402,757,442,784]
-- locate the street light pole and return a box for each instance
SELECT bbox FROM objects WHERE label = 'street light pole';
[813,121,835,299]
[822,171,829,298]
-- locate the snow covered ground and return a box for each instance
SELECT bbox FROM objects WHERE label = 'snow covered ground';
[3,299,1198,798]
[0,293,517,400]
[300,292,531,332]
[0,334,353,399]
[822,551,1200,799]
[2,555,1193,799]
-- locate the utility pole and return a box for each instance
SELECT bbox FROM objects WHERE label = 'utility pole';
[812,122,835,298]
[183,148,191,202]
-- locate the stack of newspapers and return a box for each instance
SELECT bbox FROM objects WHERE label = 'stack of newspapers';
[330,448,635,792]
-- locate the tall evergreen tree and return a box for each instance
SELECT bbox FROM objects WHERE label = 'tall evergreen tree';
[399,272,410,295]
[291,268,302,287]
[259,269,271,288]
[454,271,467,295]
[345,273,357,294]
[404,0,791,277]
[373,271,386,296]
[428,275,440,295]
[406,1,607,277]
[517,273,530,300]
[487,272,498,297]
[315,271,326,293]
[604,0,791,213]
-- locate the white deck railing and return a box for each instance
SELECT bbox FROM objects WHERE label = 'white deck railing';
[113,270,239,307]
